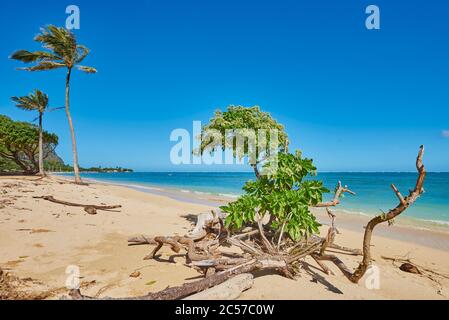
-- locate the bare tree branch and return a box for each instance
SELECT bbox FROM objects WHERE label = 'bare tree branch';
[316,146,426,283]
[314,181,355,207]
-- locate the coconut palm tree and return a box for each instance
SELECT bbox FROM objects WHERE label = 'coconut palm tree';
[10,25,96,184]
[11,90,50,176]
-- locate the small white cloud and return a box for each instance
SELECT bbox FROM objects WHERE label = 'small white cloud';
[442,130,449,138]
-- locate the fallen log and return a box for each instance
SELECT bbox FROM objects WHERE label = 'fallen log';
[33,195,121,215]
[183,273,254,300]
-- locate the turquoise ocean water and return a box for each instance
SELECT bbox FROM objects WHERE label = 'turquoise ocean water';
[62,172,449,225]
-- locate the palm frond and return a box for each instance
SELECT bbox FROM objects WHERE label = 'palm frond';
[11,96,37,111]
[75,45,90,64]
[19,61,66,72]
[35,25,77,63]
[10,50,62,63]
[77,65,97,74]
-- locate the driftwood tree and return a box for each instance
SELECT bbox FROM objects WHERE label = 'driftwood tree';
[69,106,426,300]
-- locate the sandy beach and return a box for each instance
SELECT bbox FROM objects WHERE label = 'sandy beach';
[1,175,448,300]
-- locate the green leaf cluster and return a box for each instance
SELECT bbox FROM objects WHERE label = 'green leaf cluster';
[221,151,329,241]
[199,105,288,160]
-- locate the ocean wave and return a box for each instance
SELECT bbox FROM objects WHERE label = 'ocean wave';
[218,193,240,199]
[78,177,165,192]
[115,183,164,192]
[418,219,449,227]
[329,207,449,229]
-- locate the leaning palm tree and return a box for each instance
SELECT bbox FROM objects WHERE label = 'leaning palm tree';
[10,25,96,184]
[11,90,50,176]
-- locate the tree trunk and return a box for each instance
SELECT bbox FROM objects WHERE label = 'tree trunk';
[38,112,44,176]
[65,68,82,184]
[11,151,36,174]
[251,163,261,180]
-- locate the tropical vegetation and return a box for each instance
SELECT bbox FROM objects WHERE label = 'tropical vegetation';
[0,115,58,174]
[200,105,329,241]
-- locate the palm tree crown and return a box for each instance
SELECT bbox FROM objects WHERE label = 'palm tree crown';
[11,89,49,114]
[10,25,96,73]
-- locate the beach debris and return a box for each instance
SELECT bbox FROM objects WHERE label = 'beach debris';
[399,263,421,274]
[145,280,157,286]
[129,271,141,278]
[382,255,449,295]
[16,228,53,234]
[33,195,121,215]
[30,228,52,234]
[71,146,427,300]
[1,267,64,300]
[13,207,32,211]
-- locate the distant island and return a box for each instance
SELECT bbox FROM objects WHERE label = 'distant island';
[45,161,133,173]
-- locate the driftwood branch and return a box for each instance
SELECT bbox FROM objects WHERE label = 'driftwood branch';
[316,146,426,283]
[127,235,157,245]
[320,209,362,256]
[314,181,355,207]
[143,236,211,262]
[33,195,121,215]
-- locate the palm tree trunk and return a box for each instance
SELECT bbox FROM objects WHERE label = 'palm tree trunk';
[65,67,82,184]
[38,112,44,176]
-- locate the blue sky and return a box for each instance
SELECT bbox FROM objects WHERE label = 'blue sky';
[0,0,448,172]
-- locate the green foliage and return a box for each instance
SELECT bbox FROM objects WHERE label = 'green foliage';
[223,152,328,240]
[200,106,330,241]
[221,151,329,240]
[0,157,20,172]
[0,115,58,173]
[199,106,288,160]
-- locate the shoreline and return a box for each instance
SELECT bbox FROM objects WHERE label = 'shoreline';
[58,174,449,241]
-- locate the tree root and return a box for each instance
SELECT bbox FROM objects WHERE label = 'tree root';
[33,195,121,214]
